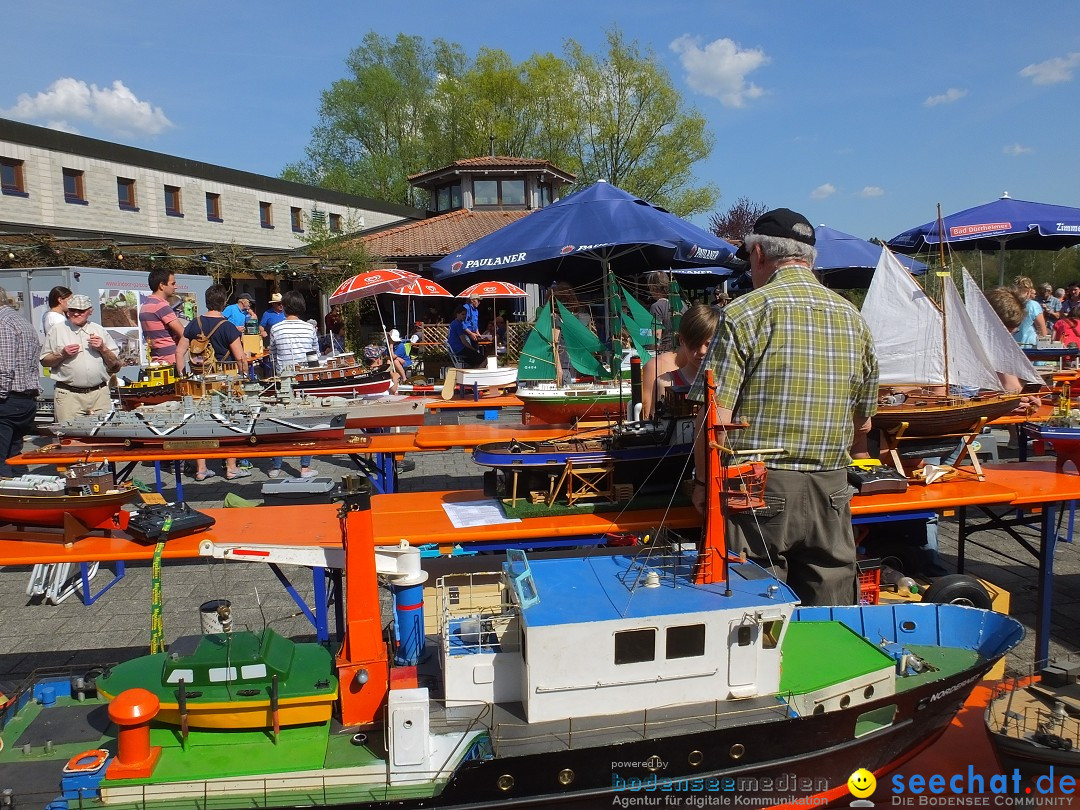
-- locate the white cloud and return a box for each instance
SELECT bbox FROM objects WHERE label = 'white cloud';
[1019,53,1080,85]
[858,186,885,198]
[810,183,836,200]
[1003,143,1033,156]
[2,78,172,137]
[924,87,967,107]
[669,35,768,108]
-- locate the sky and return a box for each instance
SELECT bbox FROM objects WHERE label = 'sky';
[4,1,1080,242]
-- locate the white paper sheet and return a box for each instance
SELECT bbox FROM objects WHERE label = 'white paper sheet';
[442,499,521,529]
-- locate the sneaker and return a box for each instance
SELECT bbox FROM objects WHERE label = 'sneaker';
[238,459,253,469]
[299,469,319,480]
[226,468,252,480]
[268,469,284,479]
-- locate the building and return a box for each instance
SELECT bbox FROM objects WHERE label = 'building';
[0,117,423,309]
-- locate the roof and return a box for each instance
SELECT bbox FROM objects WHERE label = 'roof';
[358,208,533,260]
[409,155,575,188]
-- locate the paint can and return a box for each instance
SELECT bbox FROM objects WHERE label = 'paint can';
[199,599,233,634]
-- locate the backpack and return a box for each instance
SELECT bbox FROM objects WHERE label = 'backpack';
[188,317,226,369]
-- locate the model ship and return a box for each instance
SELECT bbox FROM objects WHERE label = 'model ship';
[0,379,1025,808]
[285,352,393,398]
[985,656,1080,779]
[116,364,179,410]
[862,240,1022,438]
[47,395,347,446]
[0,468,137,528]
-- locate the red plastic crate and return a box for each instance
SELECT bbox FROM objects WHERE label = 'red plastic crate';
[857,559,881,606]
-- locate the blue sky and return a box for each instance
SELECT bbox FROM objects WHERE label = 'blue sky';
[4,1,1079,241]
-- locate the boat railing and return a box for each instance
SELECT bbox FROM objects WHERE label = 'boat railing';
[0,664,113,735]
[436,571,521,655]
[616,528,696,591]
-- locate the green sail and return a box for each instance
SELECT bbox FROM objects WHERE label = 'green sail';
[518,306,557,382]
[518,301,612,381]
[555,300,611,377]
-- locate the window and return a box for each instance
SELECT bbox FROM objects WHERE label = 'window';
[473,178,525,207]
[205,192,222,222]
[63,168,86,204]
[436,183,462,212]
[539,183,553,208]
[1,158,26,196]
[666,624,706,659]
[260,201,273,229]
[164,185,183,217]
[117,178,137,211]
[329,213,342,233]
[309,210,326,227]
[290,206,303,232]
[614,628,656,665]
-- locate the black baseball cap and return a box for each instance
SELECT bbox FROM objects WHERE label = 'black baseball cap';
[735,208,816,260]
[237,293,254,302]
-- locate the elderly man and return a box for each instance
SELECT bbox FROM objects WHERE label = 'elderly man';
[689,208,879,606]
[222,292,255,329]
[0,287,41,476]
[41,294,121,424]
[259,292,286,339]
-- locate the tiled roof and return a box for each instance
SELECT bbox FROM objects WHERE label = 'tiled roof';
[357,208,533,260]
[408,155,575,185]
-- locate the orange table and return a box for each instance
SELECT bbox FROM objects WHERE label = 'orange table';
[961,460,1080,666]
[412,423,576,450]
[424,394,522,411]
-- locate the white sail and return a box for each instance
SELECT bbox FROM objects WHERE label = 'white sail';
[861,246,1001,391]
[960,268,1043,387]
[861,246,945,385]
[942,275,1005,392]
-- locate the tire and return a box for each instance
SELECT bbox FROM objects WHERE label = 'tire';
[921,574,993,609]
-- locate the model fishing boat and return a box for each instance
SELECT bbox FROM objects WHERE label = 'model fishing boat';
[862,245,1022,437]
[96,628,338,730]
[286,352,394,398]
[0,379,1024,808]
[985,656,1080,779]
[47,395,347,446]
[116,364,178,410]
[0,471,137,528]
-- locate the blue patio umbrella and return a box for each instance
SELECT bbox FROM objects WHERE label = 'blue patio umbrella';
[431,180,737,286]
[887,194,1080,285]
[815,225,927,288]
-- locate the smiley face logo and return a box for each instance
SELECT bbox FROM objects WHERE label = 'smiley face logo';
[848,768,876,799]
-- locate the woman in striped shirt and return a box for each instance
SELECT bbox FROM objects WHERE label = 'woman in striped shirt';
[268,291,320,479]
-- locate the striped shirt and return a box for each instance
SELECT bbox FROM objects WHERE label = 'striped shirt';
[688,265,878,471]
[270,318,319,373]
[0,306,42,398]
[138,295,179,362]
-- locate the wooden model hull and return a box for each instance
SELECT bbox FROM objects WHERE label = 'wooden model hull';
[872,391,1023,437]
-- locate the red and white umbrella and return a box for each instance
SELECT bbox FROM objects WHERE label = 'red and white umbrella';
[387,278,453,298]
[328,269,419,305]
[457,281,527,298]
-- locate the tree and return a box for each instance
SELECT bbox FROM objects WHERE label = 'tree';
[709,197,769,242]
[285,29,717,217]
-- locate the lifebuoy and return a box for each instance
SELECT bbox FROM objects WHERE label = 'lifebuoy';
[64,748,110,774]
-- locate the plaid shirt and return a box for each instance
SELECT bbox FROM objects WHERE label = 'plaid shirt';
[0,305,42,398]
[688,265,878,471]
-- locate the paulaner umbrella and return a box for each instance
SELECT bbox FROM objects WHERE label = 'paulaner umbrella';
[888,194,1080,285]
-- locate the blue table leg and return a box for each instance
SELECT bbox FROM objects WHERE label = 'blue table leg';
[79,561,125,605]
[173,460,184,503]
[154,461,163,494]
[268,563,327,642]
[1036,503,1061,668]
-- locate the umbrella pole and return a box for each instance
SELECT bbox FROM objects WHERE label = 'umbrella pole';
[998,238,1007,287]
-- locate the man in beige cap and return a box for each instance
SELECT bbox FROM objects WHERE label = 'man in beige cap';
[259,292,286,339]
[40,294,121,423]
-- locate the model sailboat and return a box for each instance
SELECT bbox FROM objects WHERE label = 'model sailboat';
[861,245,1022,437]
[516,278,654,423]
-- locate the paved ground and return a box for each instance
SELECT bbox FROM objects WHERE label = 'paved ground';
[0,415,1076,695]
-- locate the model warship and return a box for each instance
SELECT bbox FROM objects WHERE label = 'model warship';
[47,395,347,446]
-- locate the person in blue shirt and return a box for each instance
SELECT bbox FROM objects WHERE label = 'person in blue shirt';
[222,293,254,329]
[259,292,286,338]
[463,295,483,345]
[388,328,412,378]
[448,306,484,368]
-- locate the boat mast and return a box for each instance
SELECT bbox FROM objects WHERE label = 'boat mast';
[937,204,951,395]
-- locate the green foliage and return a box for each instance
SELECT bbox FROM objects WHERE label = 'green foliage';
[285,27,716,216]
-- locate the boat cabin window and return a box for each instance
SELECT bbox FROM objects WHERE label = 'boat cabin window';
[737,625,754,647]
[208,666,239,682]
[666,624,706,659]
[762,620,784,649]
[241,664,267,679]
[165,669,195,685]
[614,628,656,664]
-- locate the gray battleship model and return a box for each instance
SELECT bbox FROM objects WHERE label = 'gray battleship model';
[48,395,347,446]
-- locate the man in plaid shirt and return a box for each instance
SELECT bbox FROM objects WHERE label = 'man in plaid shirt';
[0,286,41,476]
[689,209,879,605]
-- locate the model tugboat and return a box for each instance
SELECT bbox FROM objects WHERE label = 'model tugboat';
[47,395,347,446]
[0,376,1025,809]
[116,364,179,410]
